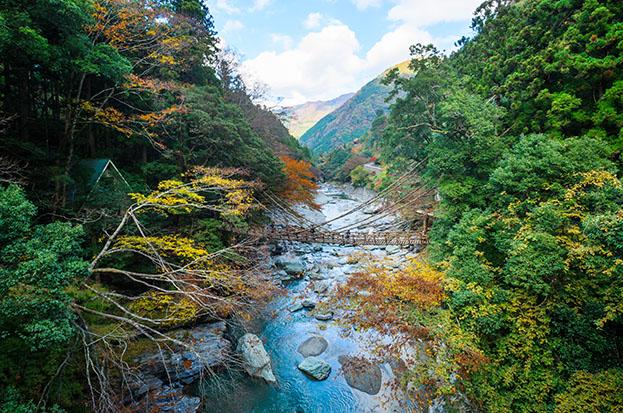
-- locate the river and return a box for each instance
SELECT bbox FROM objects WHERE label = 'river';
[197,183,419,412]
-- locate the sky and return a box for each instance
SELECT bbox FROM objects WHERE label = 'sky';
[204,0,483,106]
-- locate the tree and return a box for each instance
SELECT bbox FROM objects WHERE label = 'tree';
[0,185,89,410]
[279,156,319,209]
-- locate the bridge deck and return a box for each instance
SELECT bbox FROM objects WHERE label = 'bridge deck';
[253,226,427,246]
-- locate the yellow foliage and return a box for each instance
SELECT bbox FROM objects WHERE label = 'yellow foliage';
[114,235,208,261]
[129,169,255,217]
[130,291,198,327]
[565,170,621,201]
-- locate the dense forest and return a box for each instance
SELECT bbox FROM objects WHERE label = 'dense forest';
[335,0,623,411]
[1,0,623,411]
[0,0,316,411]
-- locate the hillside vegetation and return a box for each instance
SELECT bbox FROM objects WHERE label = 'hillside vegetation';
[300,61,411,155]
[335,0,623,411]
[0,0,312,411]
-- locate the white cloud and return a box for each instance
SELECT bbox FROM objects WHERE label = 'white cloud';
[270,33,293,50]
[303,12,323,29]
[388,0,482,27]
[241,0,479,104]
[251,0,272,12]
[352,0,384,10]
[208,0,240,15]
[365,25,432,74]
[223,19,244,33]
[242,23,366,105]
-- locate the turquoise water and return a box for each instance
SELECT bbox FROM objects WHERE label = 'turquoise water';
[197,184,407,413]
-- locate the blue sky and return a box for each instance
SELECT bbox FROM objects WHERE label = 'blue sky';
[205,0,482,105]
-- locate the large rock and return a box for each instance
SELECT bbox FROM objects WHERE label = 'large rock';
[133,322,230,386]
[302,299,316,309]
[297,336,328,357]
[313,280,330,294]
[237,334,276,383]
[289,302,304,313]
[314,312,333,321]
[275,256,306,276]
[338,355,382,395]
[298,357,331,381]
[149,385,201,413]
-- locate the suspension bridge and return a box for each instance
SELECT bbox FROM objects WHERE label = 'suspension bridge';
[252,225,429,247]
[253,159,436,247]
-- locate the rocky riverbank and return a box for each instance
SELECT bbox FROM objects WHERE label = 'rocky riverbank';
[130,183,424,412]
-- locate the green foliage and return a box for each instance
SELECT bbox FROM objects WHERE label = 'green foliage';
[349,165,372,188]
[0,185,88,411]
[554,369,623,413]
[376,0,623,409]
[174,85,285,187]
[0,0,306,409]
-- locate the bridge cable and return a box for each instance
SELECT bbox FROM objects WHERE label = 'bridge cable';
[331,185,436,233]
[301,158,428,232]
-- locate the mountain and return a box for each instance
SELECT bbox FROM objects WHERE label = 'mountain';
[300,61,412,155]
[284,93,354,138]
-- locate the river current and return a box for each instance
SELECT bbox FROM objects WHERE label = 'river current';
[198,183,417,412]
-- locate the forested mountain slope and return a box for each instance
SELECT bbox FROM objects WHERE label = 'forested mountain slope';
[284,93,354,138]
[0,0,313,411]
[300,61,411,154]
[335,0,623,411]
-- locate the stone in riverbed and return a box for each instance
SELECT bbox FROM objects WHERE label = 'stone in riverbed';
[237,334,276,384]
[338,355,382,395]
[135,384,201,413]
[314,312,333,321]
[133,322,230,386]
[297,336,328,357]
[302,299,316,309]
[313,280,330,294]
[298,356,331,380]
[151,385,201,413]
[289,302,304,312]
[385,245,401,255]
[274,256,306,276]
[309,271,328,281]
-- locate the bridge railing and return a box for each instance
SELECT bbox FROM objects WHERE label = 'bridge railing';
[250,226,427,246]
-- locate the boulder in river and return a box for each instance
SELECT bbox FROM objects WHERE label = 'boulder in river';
[237,334,276,384]
[338,355,382,395]
[298,356,331,380]
[314,312,333,321]
[297,336,328,357]
[133,322,230,386]
[385,245,400,255]
[313,280,330,294]
[289,301,304,312]
[275,256,306,276]
[309,271,328,281]
[302,299,316,309]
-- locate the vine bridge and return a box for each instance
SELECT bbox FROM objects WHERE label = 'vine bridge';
[253,225,428,247]
[255,160,435,247]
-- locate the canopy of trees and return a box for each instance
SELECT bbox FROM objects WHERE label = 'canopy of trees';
[0,0,313,411]
[336,0,623,411]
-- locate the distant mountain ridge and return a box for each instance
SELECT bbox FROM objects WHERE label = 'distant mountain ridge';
[284,93,354,138]
[300,61,412,155]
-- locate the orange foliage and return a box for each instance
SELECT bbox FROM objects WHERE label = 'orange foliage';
[280,156,319,209]
[336,258,445,338]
